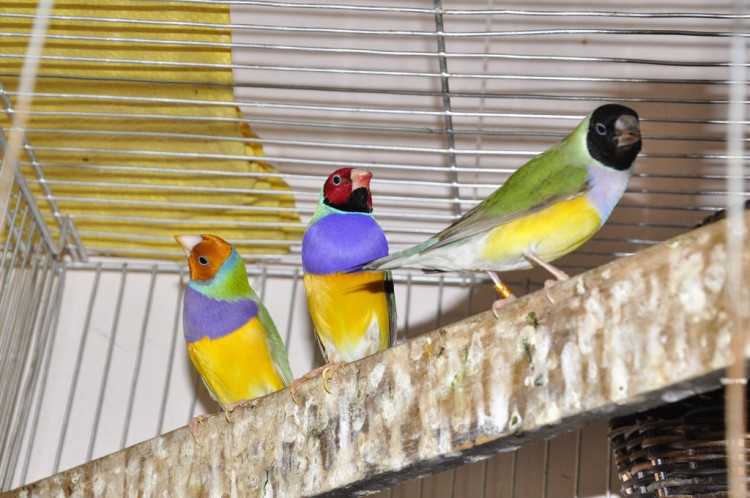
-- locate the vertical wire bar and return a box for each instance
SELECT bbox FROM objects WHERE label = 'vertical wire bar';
[158,267,185,436]
[258,264,269,301]
[435,274,444,329]
[725,2,748,497]
[403,273,413,340]
[189,370,202,420]
[466,273,476,317]
[2,229,48,444]
[0,206,33,450]
[471,0,494,208]
[121,266,158,449]
[606,433,613,498]
[19,264,65,486]
[3,248,54,489]
[573,429,583,498]
[0,204,30,327]
[541,440,550,498]
[54,263,102,473]
[0,188,23,284]
[432,0,462,218]
[87,264,128,462]
[510,449,518,498]
[480,453,489,498]
[0,0,55,239]
[1,209,37,338]
[284,268,301,348]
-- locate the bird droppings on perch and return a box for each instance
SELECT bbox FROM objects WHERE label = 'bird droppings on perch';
[3,211,748,498]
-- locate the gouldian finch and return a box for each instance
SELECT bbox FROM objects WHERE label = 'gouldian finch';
[293,168,396,402]
[175,234,293,438]
[359,104,642,312]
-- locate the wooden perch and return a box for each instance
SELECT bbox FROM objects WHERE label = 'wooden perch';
[5,211,749,497]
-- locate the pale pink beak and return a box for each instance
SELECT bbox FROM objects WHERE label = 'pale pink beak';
[174,234,204,258]
[351,168,373,191]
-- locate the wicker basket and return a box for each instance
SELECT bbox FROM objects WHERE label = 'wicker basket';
[609,389,750,497]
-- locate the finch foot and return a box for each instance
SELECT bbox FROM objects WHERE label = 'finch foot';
[492,294,518,319]
[223,399,249,422]
[289,360,346,404]
[188,414,208,445]
[487,271,516,319]
[321,360,345,394]
[289,375,310,406]
[522,251,569,303]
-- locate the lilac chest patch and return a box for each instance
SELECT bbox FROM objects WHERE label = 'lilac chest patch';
[302,213,388,274]
[182,285,259,343]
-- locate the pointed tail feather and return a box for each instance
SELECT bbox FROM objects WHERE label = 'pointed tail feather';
[352,238,438,272]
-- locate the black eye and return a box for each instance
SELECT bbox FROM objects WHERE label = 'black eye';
[595,122,607,136]
[332,175,341,185]
[198,255,209,266]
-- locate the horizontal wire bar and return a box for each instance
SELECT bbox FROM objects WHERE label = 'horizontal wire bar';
[16,124,750,150]
[1,54,740,84]
[26,176,746,204]
[3,74,747,108]
[21,142,750,169]
[58,259,506,285]
[70,230,296,245]
[2,12,746,37]
[23,159,750,182]
[58,213,306,228]
[1,31,744,67]
[80,0,750,20]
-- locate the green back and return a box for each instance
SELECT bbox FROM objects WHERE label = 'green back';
[431,115,593,249]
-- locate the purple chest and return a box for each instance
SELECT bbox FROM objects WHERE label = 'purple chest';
[302,213,388,275]
[182,285,259,343]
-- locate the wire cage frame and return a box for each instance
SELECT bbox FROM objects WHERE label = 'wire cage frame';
[0,0,748,496]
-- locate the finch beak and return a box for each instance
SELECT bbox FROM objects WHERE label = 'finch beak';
[615,114,641,148]
[174,234,205,258]
[351,168,373,191]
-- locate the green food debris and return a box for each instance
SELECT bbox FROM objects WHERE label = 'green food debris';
[525,311,538,328]
[522,336,534,370]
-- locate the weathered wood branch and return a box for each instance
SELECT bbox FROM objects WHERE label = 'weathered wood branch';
[5,211,749,497]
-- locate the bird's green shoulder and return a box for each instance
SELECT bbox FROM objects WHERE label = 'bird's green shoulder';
[432,126,593,248]
[481,136,591,216]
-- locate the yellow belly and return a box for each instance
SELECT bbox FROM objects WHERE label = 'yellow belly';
[186,317,286,407]
[303,272,391,362]
[481,195,602,266]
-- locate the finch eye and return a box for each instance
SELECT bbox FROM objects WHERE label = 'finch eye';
[198,255,209,266]
[595,122,607,136]
[332,175,341,185]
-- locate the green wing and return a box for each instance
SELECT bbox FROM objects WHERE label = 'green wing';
[430,132,592,250]
[254,292,294,387]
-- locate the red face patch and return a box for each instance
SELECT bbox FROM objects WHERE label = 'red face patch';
[323,168,354,208]
[322,168,373,212]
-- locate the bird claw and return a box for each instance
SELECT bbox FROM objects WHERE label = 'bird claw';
[290,378,304,406]
[188,414,208,445]
[487,271,516,318]
[321,361,344,394]
[289,361,346,404]
[223,399,248,422]
[543,272,569,303]
[543,280,557,303]
[491,294,517,319]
